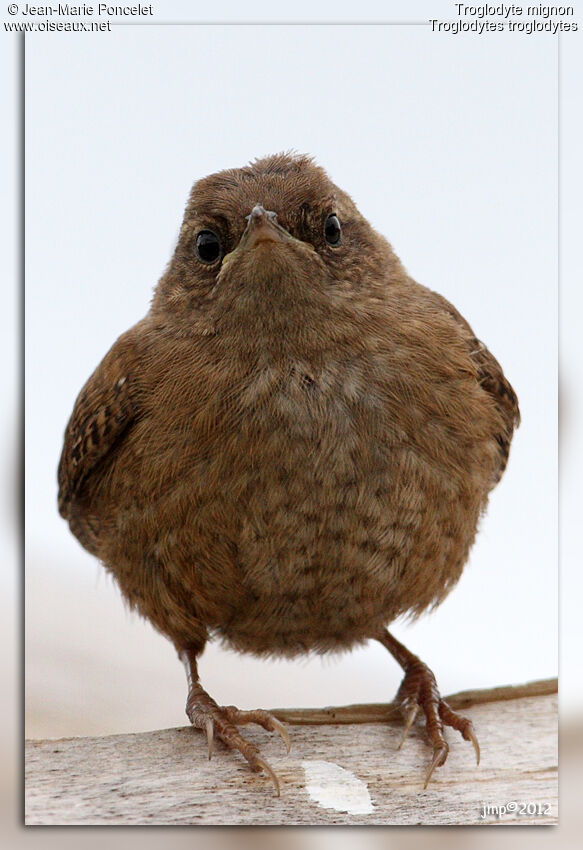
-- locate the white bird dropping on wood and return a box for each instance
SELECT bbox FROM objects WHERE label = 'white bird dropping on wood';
[302,760,374,815]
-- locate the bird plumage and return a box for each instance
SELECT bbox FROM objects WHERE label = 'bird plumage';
[58,153,519,789]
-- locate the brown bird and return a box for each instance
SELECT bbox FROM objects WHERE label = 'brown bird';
[58,153,519,795]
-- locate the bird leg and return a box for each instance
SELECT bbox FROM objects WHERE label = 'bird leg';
[180,648,290,796]
[377,629,480,788]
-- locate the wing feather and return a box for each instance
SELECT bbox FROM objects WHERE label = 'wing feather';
[432,291,520,484]
[58,330,140,520]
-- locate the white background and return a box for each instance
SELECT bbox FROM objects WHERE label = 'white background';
[19,3,565,739]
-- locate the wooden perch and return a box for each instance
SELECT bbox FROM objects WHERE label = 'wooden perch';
[25,678,557,825]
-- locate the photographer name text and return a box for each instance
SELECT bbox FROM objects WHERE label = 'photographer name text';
[16,3,153,15]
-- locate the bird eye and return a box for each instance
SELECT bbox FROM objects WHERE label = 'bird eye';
[324,214,342,246]
[195,230,222,264]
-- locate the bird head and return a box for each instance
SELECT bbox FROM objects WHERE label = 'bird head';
[152,153,403,346]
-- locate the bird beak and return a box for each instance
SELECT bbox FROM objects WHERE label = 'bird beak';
[239,204,292,250]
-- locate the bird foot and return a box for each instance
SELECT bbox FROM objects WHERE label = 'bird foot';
[394,658,480,788]
[185,690,290,796]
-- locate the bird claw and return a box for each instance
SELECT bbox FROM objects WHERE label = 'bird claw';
[397,703,419,750]
[222,705,291,754]
[205,717,214,760]
[465,725,481,765]
[270,716,291,754]
[393,661,480,788]
[253,755,281,797]
[185,692,288,794]
[423,742,449,789]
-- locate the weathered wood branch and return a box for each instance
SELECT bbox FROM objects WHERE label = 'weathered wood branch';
[25,678,557,825]
[270,677,558,725]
